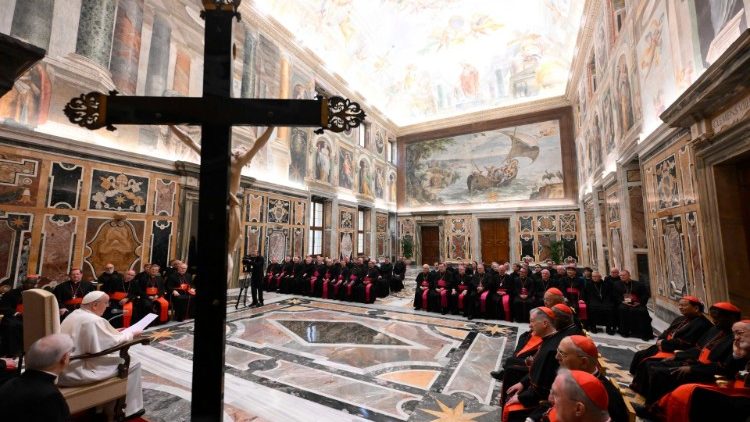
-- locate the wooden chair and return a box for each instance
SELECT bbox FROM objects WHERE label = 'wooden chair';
[22,288,149,421]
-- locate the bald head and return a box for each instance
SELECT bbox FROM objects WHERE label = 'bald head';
[557,337,597,372]
[26,334,74,373]
[732,321,750,359]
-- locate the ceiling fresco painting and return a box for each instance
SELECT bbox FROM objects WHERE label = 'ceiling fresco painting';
[254,0,586,126]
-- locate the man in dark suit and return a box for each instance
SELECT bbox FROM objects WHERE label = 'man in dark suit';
[0,333,73,421]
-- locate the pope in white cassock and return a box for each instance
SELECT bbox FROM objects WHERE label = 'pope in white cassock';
[59,291,144,419]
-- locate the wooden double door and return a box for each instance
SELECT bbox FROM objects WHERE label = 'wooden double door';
[420,226,440,265]
[480,219,509,264]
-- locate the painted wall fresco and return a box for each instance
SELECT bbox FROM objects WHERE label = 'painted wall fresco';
[405,119,565,207]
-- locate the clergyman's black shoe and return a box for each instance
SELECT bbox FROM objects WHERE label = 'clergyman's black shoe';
[490,370,504,380]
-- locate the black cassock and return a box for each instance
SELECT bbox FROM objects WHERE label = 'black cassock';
[296,263,315,295]
[474,272,498,319]
[166,272,195,321]
[450,272,476,317]
[629,313,712,376]
[102,276,141,328]
[264,262,281,291]
[433,271,454,313]
[278,261,296,293]
[613,279,653,340]
[355,267,380,303]
[492,274,514,321]
[511,276,539,323]
[53,280,96,315]
[377,263,393,297]
[0,287,25,356]
[314,264,339,299]
[583,279,617,330]
[559,275,585,314]
[413,271,434,311]
[391,261,406,292]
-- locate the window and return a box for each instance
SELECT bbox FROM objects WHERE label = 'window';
[308,200,324,255]
[387,139,395,163]
[357,209,365,255]
[358,124,367,148]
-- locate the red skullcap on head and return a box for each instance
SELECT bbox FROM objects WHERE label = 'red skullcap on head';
[711,302,741,314]
[553,303,573,315]
[536,306,556,320]
[682,295,702,305]
[569,335,598,358]
[569,370,609,410]
[547,288,564,297]
[741,320,750,324]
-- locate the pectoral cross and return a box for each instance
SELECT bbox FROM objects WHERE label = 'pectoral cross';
[62,2,365,420]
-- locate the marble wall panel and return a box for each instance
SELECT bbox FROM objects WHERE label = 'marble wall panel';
[245,225,262,256]
[340,209,354,230]
[661,215,688,299]
[610,228,624,270]
[48,162,83,209]
[559,214,577,232]
[0,212,33,286]
[445,217,470,261]
[655,155,681,210]
[39,214,77,283]
[536,215,556,232]
[537,234,556,262]
[340,232,353,259]
[89,169,148,213]
[267,198,290,224]
[562,234,579,261]
[246,193,264,223]
[150,220,172,270]
[0,154,40,206]
[83,217,144,280]
[293,200,306,226]
[153,179,176,216]
[629,185,647,248]
[292,227,305,258]
[685,211,706,300]
[266,228,288,263]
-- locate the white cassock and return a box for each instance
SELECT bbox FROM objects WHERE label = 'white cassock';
[59,308,143,416]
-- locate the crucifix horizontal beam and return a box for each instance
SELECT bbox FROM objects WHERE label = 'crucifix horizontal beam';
[64,92,364,134]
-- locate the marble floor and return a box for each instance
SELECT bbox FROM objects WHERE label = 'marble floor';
[134,276,647,421]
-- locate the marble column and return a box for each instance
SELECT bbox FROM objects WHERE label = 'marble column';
[240,27,257,98]
[173,49,191,96]
[75,0,117,68]
[10,0,54,49]
[110,0,144,94]
[369,208,377,258]
[617,165,635,272]
[144,14,171,96]
[330,199,339,258]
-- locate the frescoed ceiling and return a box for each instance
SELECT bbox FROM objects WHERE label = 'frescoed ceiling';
[253,0,585,126]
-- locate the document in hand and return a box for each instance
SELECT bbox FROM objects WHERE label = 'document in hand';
[122,313,158,335]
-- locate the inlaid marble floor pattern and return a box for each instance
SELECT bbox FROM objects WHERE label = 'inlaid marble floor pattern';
[137,276,643,422]
[134,296,516,421]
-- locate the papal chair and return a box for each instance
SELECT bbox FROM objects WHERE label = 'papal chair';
[22,288,149,421]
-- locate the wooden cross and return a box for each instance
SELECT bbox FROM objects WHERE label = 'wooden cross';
[62,1,365,420]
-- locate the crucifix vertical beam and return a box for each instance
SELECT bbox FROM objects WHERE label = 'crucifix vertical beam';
[191,5,233,421]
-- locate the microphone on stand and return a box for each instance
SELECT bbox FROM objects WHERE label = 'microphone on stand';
[107,308,125,322]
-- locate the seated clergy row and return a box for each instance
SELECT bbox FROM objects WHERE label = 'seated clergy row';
[263,255,407,304]
[0,262,195,357]
[0,291,146,420]
[411,262,652,340]
[497,296,750,422]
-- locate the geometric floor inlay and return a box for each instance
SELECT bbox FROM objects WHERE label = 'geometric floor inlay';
[136,291,640,421]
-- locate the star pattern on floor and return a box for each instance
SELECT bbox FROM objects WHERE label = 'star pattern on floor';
[148,329,174,342]
[481,324,512,336]
[419,399,488,421]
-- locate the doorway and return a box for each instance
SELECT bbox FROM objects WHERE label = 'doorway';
[480,219,509,264]
[420,226,440,265]
[715,152,750,312]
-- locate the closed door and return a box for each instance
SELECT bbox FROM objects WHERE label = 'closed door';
[480,219,509,264]
[421,226,440,265]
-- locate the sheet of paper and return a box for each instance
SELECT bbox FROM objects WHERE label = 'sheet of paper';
[122,313,158,335]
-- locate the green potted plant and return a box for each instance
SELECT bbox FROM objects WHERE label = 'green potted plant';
[548,239,565,264]
[401,235,413,265]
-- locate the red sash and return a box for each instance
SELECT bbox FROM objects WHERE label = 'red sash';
[346,275,357,297]
[153,296,169,322]
[437,280,448,308]
[310,272,319,294]
[641,351,675,365]
[421,280,429,310]
[64,297,83,307]
[322,278,330,299]
[659,381,750,422]
[110,292,128,301]
[122,301,133,327]
[496,288,511,321]
[502,402,529,422]
[457,285,467,310]
[697,347,712,364]
[180,283,196,296]
[15,304,23,314]
[364,277,373,303]
[516,334,543,357]
[479,290,490,314]
[146,287,160,296]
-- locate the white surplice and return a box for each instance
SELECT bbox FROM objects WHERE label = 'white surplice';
[58,308,143,415]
